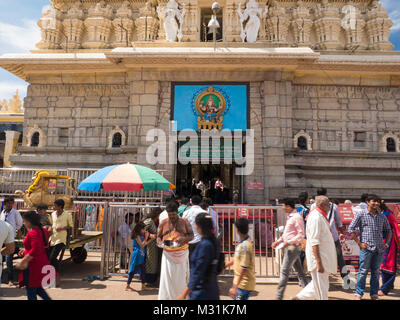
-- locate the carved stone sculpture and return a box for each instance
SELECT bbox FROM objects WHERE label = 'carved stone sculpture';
[366,0,394,51]
[314,0,342,50]
[264,3,290,45]
[291,1,313,46]
[237,0,263,43]
[341,5,366,50]
[113,1,134,47]
[135,1,159,41]
[83,1,113,49]
[157,0,186,42]
[37,4,63,50]
[62,2,84,50]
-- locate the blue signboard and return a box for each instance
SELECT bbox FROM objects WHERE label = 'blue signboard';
[172,83,248,131]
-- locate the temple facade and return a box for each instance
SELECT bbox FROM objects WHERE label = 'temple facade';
[1,0,400,203]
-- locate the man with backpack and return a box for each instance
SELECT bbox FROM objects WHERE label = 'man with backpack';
[311,188,347,279]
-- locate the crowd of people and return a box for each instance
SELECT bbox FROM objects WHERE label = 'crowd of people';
[273,190,400,300]
[0,196,74,300]
[0,188,399,301]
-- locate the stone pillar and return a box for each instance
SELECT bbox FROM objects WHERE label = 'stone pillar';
[261,72,287,202]
[129,71,162,172]
[3,131,21,168]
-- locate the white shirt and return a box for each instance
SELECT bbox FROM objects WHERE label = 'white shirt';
[159,210,169,225]
[118,222,132,250]
[305,208,337,274]
[311,202,342,242]
[0,220,15,278]
[182,205,207,244]
[0,208,23,237]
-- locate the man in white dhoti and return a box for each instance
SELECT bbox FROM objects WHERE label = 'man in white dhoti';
[294,196,337,300]
[157,201,194,300]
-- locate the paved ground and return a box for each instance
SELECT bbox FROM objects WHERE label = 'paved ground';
[1,252,399,300]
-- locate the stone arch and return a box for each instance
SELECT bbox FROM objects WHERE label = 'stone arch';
[293,130,312,150]
[108,126,126,148]
[26,124,46,147]
[380,132,400,153]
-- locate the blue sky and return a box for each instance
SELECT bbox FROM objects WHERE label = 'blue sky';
[0,0,399,102]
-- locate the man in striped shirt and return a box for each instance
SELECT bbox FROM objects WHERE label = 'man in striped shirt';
[348,194,392,300]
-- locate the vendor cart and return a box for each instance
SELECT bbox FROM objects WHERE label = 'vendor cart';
[13,171,103,265]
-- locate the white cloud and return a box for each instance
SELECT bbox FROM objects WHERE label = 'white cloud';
[0,19,41,53]
[0,81,28,101]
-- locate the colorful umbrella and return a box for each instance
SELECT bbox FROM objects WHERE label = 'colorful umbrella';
[77,163,175,192]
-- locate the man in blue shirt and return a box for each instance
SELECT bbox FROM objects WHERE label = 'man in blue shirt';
[0,196,22,286]
[348,194,392,300]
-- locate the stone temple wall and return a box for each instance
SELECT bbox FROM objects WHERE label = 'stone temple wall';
[10,68,400,202]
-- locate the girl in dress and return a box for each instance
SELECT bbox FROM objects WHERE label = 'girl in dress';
[125,222,155,291]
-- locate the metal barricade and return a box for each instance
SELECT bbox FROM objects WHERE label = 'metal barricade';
[211,205,282,278]
[0,167,167,204]
[0,168,69,195]
[100,203,165,279]
[99,203,284,279]
[73,201,108,252]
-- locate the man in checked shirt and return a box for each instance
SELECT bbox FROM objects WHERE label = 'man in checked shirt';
[348,194,392,300]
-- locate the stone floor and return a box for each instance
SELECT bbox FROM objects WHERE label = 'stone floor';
[1,252,399,300]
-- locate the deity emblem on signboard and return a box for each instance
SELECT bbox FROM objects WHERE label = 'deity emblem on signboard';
[195,86,226,131]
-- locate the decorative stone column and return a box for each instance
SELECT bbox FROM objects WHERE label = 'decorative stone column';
[366,0,394,51]
[136,1,159,41]
[314,0,342,50]
[291,3,313,47]
[342,5,366,50]
[36,4,63,50]
[224,0,241,42]
[264,4,290,46]
[3,131,21,168]
[83,2,113,49]
[62,2,84,50]
[113,1,134,47]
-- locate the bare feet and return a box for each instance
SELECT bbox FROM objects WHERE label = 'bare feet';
[125,285,135,291]
[354,295,362,300]
[378,290,384,296]
[371,296,379,300]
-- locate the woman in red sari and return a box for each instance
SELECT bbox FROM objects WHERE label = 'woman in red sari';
[378,202,400,296]
[17,211,52,300]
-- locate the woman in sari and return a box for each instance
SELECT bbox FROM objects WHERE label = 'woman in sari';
[378,201,400,296]
[143,207,162,286]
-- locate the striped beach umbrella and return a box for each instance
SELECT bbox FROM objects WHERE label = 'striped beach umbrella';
[77,163,175,192]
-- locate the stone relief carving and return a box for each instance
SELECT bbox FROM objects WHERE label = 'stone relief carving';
[294,85,400,100]
[29,84,130,98]
[157,0,186,42]
[136,1,159,41]
[33,0,395,52]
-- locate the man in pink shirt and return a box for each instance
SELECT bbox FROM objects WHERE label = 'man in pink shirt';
[272,198,308,300]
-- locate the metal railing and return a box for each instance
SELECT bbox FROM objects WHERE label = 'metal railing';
[211,205,282,278]
[0,167,168,203]
[101,203,164,279]
[99,203,284,279]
